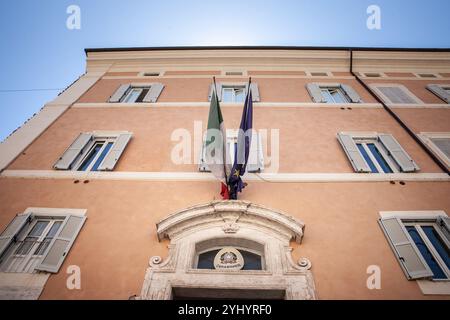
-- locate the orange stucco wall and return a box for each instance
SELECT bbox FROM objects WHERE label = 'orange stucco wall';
[7,107,444,173]
[0,178,449,299]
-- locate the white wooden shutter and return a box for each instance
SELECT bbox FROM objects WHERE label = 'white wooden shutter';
[438,216,450,241]
[337,133,371,172]
[109,84,130,103]
[143,83,164,103]
[306,83,326,103]
[341,84,363,103]
[378,134,419,172]
[208,83,222,101]
[36,214,86,273]
[246,132,264,172]
[379,217,433,279]
[248,83,260,102]
[0,213,31,259]
[198,141,210,172]
[54,133,93,170]
[97,133,132,171]
[377,86,417,104]
[426,84,450,104]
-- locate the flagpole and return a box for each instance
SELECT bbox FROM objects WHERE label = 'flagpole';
[212,76,230,195]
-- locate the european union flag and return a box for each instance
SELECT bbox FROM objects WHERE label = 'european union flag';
[228,84,253,199]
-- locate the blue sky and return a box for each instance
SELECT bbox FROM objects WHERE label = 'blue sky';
[0,0,449,141]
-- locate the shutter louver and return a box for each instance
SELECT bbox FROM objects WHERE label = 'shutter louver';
[97,133,132,171]
[36,214,86,273]
[337,133,371,172]
[0,213,31,259]
[208,83,222,101]
[54,133,93,170]
[377,87,417,104]
[379,217,433,280]
[341,84,363,103]
[426,84,450,104]
[143,83,164,103]
[250,83,260,102]
[109,84,130,103]
[246,132,264,172]
[378,134,419,172]
[306,83,326,103]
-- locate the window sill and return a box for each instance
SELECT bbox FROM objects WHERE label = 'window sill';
[417,279,450,295]
[0,272,49,300]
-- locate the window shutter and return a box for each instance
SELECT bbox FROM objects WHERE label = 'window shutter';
[377,86,417,104]
[248,83,260,102]
[306,83,326,103]
[143,83,164,103]
[0,213,31,259]
[426,84,450,104]
[437,216,450,241]
[198,139,211,172]
[246,132,264,172]
[54,133,93,170]
[208,83,222,101]
[337,133,371,173]
[97,133,132,171]
[109,84,130,103]
[36,214,86,273]
[341,84,363,103]
[378,134,419,172]
[379,217,433,279]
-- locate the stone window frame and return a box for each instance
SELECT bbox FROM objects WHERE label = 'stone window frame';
[138,200,316,300]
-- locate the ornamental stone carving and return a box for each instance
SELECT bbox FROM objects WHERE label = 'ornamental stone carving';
[139,200,316,300]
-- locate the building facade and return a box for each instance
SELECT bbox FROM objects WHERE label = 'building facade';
[0,47,449,300]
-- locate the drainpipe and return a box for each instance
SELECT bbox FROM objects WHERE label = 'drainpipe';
[349,49,450,175]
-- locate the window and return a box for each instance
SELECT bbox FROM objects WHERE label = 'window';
[208,82,260,102]
[54,132,132,171]
[418,132,450,168]
[0,208,86,274]
[416,73,438,78]
[310,72,329,77]
[122,86,151,103]
[199,129,264,173]
[222,86,246,103]
[355,138,394,173]
[361,72,384,78]
[306,83,362,103]
[379,214,449,282]
[109,83,164,103]
[320,87,350,103]
[371,84,422,104]
[142,72,160,77]
[225,71,244,76]
[426,84,450,104]
[337,132,420,173]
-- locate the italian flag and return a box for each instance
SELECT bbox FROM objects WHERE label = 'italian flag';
[205,86,230,199]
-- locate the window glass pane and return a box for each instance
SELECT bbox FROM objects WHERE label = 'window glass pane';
[29,221,49,237]
[78,142,104,171]
[330,89,347,103]
[91,142,114,171]
[124,88,142,103]
[367,143,393,173]
[430,138,450,158]
[321,89,333,103]
[34,221,63,256]
[135,88,150,103]
[235,89,245,102]
[422,226,450,269]
[356,143,378,173]
[406,226,447,279]
[15,239,36,255]
[222,88,233,102]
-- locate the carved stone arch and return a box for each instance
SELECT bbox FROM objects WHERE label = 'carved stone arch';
[139,200,316,300]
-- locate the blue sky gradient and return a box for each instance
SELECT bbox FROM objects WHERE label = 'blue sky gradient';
[0,0,449,141]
